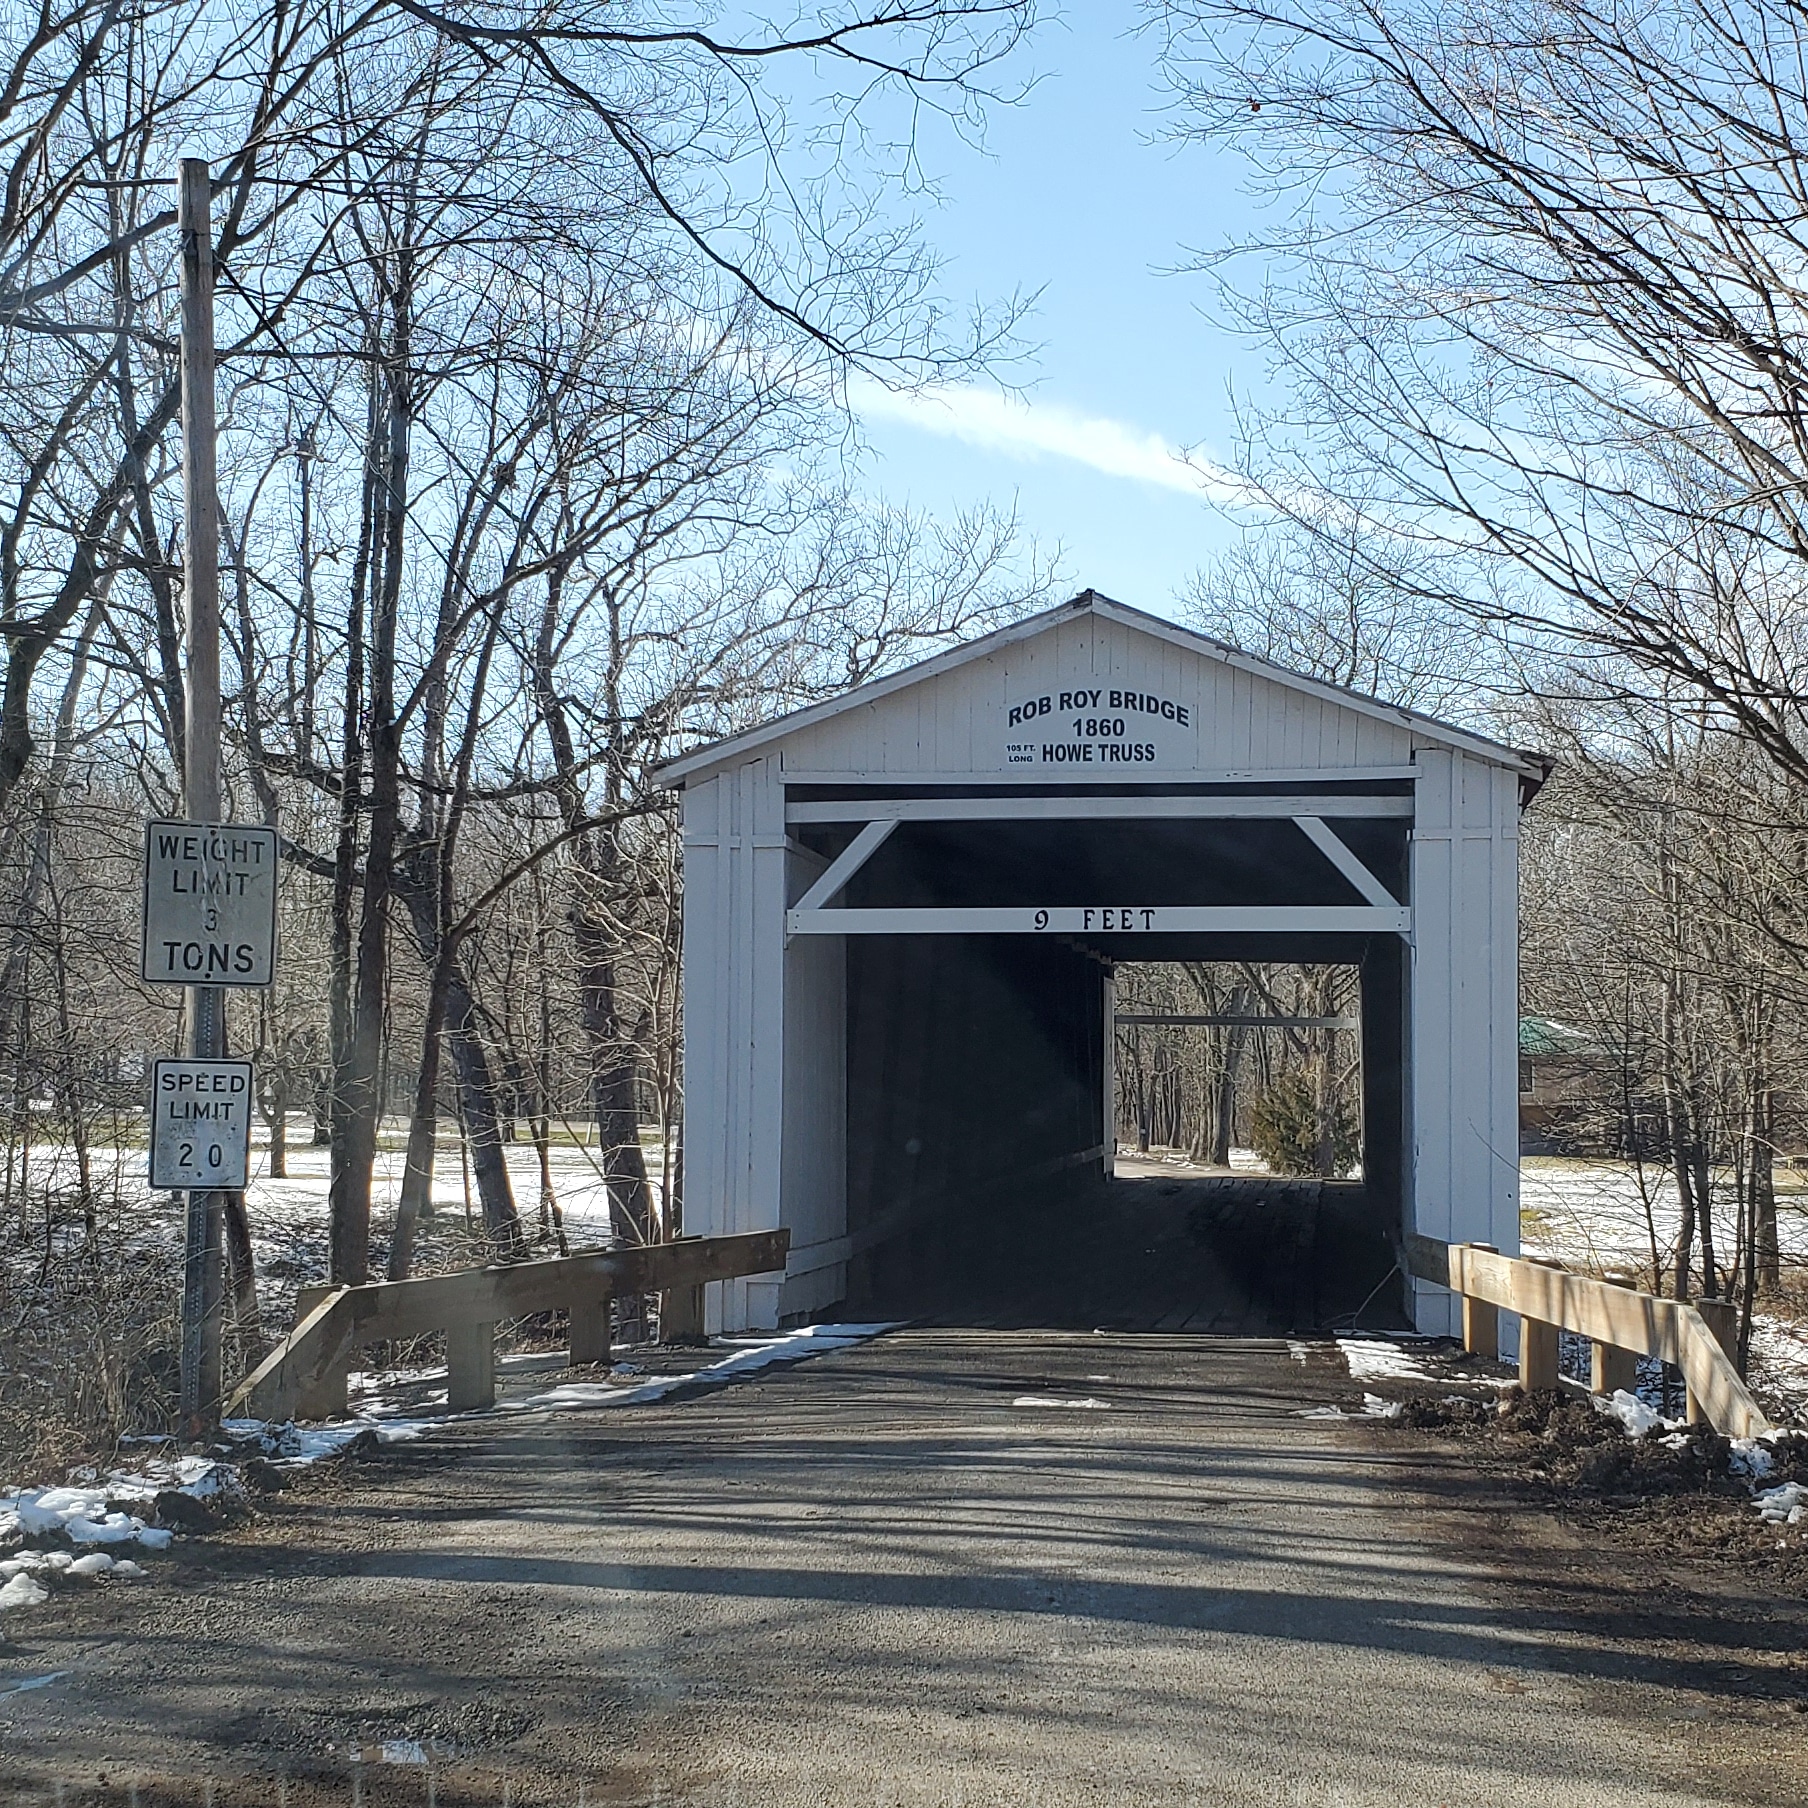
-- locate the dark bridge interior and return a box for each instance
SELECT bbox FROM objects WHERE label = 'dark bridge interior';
[807,800,1414,1333]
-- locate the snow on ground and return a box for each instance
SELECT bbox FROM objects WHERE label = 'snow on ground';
[500,1323,900,1415]
[0,1458,239,1613]
[1519,1156,1808,1271]
[1300,1393,1406,1421]
[11,1119,663,1270]
[1596,1389,1668,1437]
[1518,1157,1808,1420]
[240,1124,655,1241]
[1750,1314,1808,1423]
[1113,1144,1364,1180]
[1337,1336,1440,1384]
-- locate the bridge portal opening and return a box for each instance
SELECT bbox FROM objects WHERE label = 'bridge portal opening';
[837,931,1407,1330]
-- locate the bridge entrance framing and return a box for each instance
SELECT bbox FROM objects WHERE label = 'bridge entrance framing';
[657,591,1542,1336]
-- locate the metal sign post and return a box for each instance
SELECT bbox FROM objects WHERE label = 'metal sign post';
[176,157,226,1436]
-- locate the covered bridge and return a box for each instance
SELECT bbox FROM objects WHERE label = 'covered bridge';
[656,592,1540,1336]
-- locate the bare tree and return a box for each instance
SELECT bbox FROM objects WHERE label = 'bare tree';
[1153,0,1808,789]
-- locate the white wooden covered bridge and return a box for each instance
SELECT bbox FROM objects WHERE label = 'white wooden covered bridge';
[656,591,1542,1336]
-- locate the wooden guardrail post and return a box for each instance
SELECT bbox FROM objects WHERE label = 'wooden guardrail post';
[294,1282,349,1418]
[662,1283,706,1342]
[446,1317,496,1411]
[661,1235,707,1342]
[1461,1243,1498,1359]
[569,1292,613,1367]
[1591,1273,1639,1397]
[1518,1256,1566,1392]
[1687,1298,1737,1426]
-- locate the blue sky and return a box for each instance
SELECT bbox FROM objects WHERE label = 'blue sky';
[851,10,1260,615]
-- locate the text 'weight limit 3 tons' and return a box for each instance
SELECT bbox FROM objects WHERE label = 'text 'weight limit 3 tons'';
[140,820,278,986]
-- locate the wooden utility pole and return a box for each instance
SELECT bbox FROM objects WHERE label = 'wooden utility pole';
[177,156,226,1432]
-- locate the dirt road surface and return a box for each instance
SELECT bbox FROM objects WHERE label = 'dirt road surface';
[4,1331,1807,1806]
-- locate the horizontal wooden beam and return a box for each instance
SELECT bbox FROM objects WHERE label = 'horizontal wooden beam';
[1116,1014,1359,1029]
[788,905,1411,937]
[786,794,1415,824]
[337,1231,789,1343]
[778,764,1427,789]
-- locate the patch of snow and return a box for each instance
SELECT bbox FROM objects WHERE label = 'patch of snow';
[378,1741,428,1766]
[1729,1439,1776,1481]
[110,1559,146,1579]
[1298,1394,1404,1422]
[0,1572,49,1610]
[63,1513,141,1546]
[65,1553,113,1577]
[0,1672,66,1698]
[507,1322,900,1417]
[1754,1482,1807,1526]
[1337,1338,1435,1384]
[1287,1341,1314,1364]
[226,1324,903,1451]
[1749,1314,1808,1421]
[1593,1388,1665,1438]
[5,1487,169,1550]
[218,1416,434,1466]
[1011,1395,1109,1410]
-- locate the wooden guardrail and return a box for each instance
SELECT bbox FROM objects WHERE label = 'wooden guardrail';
[226,1229,790,1422]
[1406,1234,1772,1439]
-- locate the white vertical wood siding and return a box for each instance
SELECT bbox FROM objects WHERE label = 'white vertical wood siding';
[1408,750,1522,1335]
[679,759,790,1331]
[772,614,1419,778]
[780,844,848,1315]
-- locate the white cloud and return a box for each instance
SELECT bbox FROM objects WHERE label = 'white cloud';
[851,377,1244,502]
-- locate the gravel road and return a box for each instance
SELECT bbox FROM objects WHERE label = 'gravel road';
[4,1329,1807,1806]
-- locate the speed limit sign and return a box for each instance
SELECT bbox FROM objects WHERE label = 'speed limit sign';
[149,1058,253,1190]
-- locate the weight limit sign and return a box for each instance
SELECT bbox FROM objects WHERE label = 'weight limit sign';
[140,821,278,987]
[149,1058,253,1190]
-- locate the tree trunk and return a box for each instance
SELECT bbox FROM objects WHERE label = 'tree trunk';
[387,970,449,1281]
[1212,1009,1250,1168]
[223,1190,263,1362]
[328,275,411,1286]
[445,967,525,1257]
[394,859,523,1257]
[564,854,653,1244]
[1693,1123,1718,1300]
[1752,1087,1779,1289]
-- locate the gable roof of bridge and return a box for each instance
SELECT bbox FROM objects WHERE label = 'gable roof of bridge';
[654,589,1539,786]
